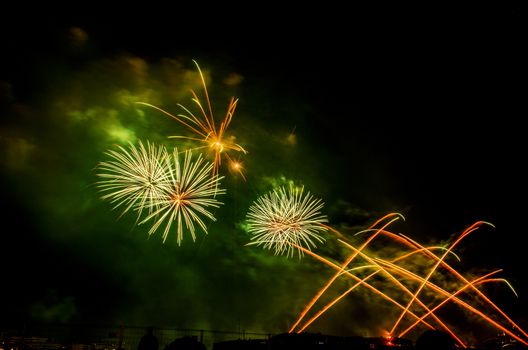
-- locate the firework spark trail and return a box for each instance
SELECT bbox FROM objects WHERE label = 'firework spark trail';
[291,244,437,331]
[398,233,528,340]
[296,246,458,334]
[139,148,225,245]
[288,220,528,346]
[375,258,528,346]
[136,60,247,181]
[335,239,466,347]
[299,237,465,345]
[96,140,170,220]
[398,270,505,338]
[246,186,328,258]
[389,221,493,335]
[244,185,526,343]
[348,223,528,346]
[297,245,463,338]
[288,213,404,333]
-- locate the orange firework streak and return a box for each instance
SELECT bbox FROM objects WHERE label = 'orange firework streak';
[300,239,527,348]
[288,213,404,333]
[287,218,528,346]
[398,270,504,338]
[375,222,527,346]
[296,246,461,337]
[296,223,460,327]
[376,258,528,346]
[332,239,466,347]
[137,60,247,181]
[291,244,437,331]
[389,222,489,335]
[397,233,528,340]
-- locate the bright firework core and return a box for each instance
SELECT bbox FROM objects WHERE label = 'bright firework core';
[210,139,224,152]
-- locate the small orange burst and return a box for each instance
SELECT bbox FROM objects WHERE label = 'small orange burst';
[229,159,246,180]
[171,193,182,204]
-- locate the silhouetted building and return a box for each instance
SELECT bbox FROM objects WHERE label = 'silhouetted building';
[138,327,159,350]
[213,333,413,350]
[415,330,455,350]
[165,335,206,350]
[212,338,268,350]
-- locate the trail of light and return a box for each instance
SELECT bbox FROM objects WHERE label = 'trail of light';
[334,239,465,347]
[283,212,525,344]
[297,246,457,335]
[192,59,215,133]
[296,222,522,344]
[136,101,208,139]
[376,258,528,346]
[292,244,437,332]
[399,270,503,338]
[288,213,403,333]
[356,229,462,262]
[389,222,491,335]
[398,232,528,340]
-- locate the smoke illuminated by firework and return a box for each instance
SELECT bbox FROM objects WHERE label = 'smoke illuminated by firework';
[137,60,247,181]
[246,186,327,258]
[97,141,225,244]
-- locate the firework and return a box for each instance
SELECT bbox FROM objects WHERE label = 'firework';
[289,213,404,332]
[286,217,528,347]
[96,140,170,220]
[245,186,327,258]
[139,148,225,245]
[137,60,247,181]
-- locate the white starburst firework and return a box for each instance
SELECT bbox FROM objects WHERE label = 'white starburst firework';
[96,140,170,220]
[97,141,225,245]
[246,186,327,258]
[139,148,225,245]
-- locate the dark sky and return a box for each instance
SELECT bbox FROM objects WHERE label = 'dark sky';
[1,3,526,345]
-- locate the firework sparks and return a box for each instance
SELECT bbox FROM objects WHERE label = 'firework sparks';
[97,141,225,245]
[243,187,527,344]
[245,186,327,258]
[136,60,247,181]
[285,216,528,347]
[289,213,404,332]
[139,148,225,245]
[96,140,170,220]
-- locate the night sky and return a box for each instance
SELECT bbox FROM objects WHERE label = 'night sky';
[1,4,526,344]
